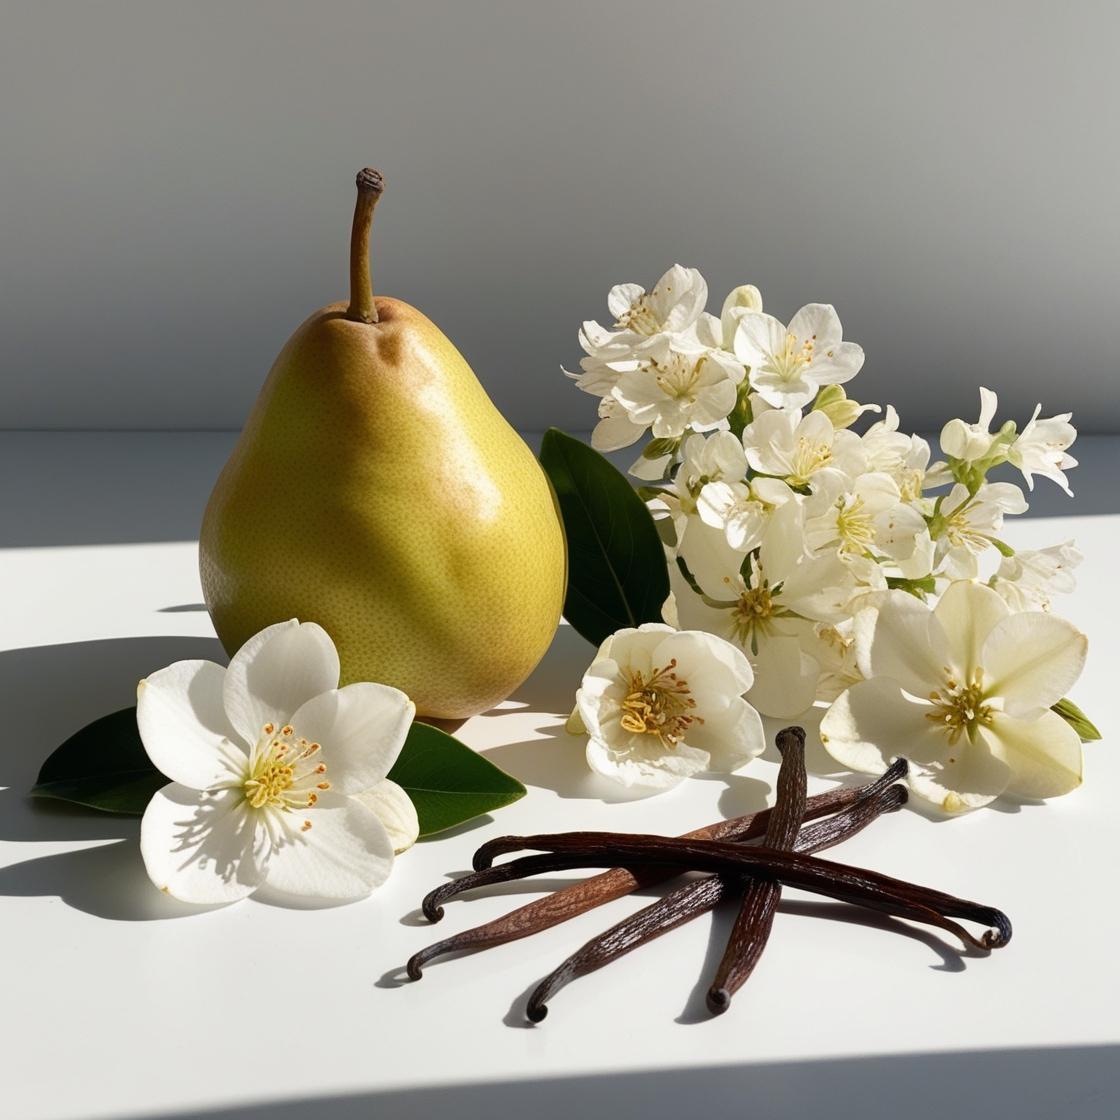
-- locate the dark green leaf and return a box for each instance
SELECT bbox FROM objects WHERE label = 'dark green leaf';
[388,721,526,836]
[31,707,161,814]
[539,427,671,645]
[1052,697,1102,742]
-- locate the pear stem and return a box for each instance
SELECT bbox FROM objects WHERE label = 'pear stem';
[346,167,384,324]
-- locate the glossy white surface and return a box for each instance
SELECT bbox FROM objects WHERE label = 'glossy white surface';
[2,434,1118,1119]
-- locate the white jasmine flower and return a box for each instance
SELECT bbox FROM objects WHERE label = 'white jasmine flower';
[612,339,745,439]
[576,623,765,791]
[1008,405,1078,494]
[137,620,414,904]
[733,303,864,410]
[933,482,1028,578]
[820,582,1088,813]
[742,408,867,490]
[940,387,1001,463]
[991,541,1083,612]
[804,471,929,566]
[674,503,855,717]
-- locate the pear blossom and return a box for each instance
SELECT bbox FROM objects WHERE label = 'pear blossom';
[742,408,867,490]
[612,339,745,439]
[932,482,1028,578]
[940,387,1002,463]
[804,471,929,568]
[820,582,1088,812]
[590,394,647,452]
[990,541,1083,612]
[860,406,946,500]
[733,303,864,410]
[575,623,765,791]
[673,503,855,717]
[1008,405,1078,494]
[137,620,415,904]
[646,431,748,545]
[582,264,709,357]
[697,474,795,552]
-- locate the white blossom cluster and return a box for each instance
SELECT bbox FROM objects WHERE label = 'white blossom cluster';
[566,266,1089,810]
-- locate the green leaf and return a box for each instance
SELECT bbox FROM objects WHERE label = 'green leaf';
[885,575,937,597]
[388,721,526,836]
[31,707,161,814]
[539,427,671,645]
[1052,697,1102,742]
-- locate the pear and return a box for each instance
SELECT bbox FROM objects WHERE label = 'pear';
[200,168,566,719]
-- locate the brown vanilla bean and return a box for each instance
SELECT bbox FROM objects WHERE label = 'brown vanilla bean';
[410,761,909,976]
[523,782,907,1022]
[470,758,909,874]
[707,727,808,1014]
[474,833,1012,950]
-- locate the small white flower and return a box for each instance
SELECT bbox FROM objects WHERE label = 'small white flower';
[804,471,928,567]
[820,581,1088,813]
[933,482,1028,578]
[673,502,856,718]
[733,303,864,410]
[742,408,867,490]
[648,431,748,545]
[590,394,648,452]
[940,387,1001,463]
[137,620,415,904]
[576,623,765,792]
[991,541,1083,612]
[581,265,709,358]
[861,406,943,500]
[612,339,744,440]
[1008,405,1078,494]
[697,475,795,552]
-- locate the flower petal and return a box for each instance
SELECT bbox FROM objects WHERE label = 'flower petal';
[354,778,420,854]
[932,580,1009,681]
[140,784,264,904]
[137,660,248,789]
[586,735,709,791]
[789,303,843,348]
[820,678,1010,812]
[262,792,394,901]
[223,620,341,744]
[981,611,1088,716]
[288,682,414,795]
[747,633,819,719]
[855,591,949,698]
[689,697,766,772]
[979,709,1082,799]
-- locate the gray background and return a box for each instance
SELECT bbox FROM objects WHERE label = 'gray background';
[2,0,1117,433]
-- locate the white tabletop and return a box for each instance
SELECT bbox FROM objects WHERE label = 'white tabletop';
[2,432,1118,1120]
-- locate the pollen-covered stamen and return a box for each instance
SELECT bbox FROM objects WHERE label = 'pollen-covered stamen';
[652,352,703,400]
[619,658,702,748]
[731,584,776,647]
[925,668,994,745]
[789,434,833,485]
[834,495,875,553]
[616,294,662,335]
[766,331,816,382]
[243,723,327,811]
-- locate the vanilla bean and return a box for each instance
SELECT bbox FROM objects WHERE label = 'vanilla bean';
[524,782,907,1022]
[410,761,909,975]
[707,726,808,1014]
[473,833,1012,951]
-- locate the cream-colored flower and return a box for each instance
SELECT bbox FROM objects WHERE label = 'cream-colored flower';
[576,623,764,791]
[137,620,415,904]
[820,582,1087,813]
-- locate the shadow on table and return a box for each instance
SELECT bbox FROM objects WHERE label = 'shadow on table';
[129,1043,1119,1120]
[0,635,229,920]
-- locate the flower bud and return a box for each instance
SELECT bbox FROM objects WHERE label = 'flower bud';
[812,385,879,429]
[720,284,764,347]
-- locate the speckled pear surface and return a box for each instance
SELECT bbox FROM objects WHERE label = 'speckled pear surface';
[200,171,565,718]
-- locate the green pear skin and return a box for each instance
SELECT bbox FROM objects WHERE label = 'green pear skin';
[200,171,566,718]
